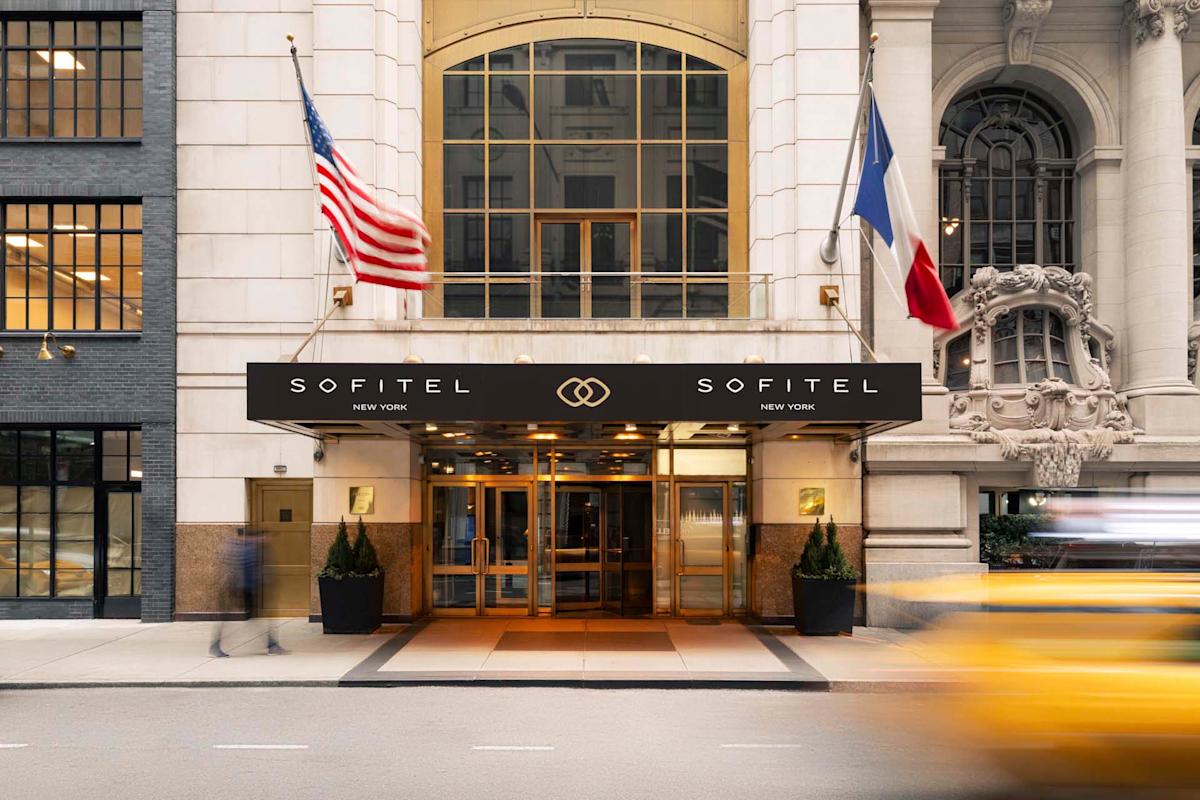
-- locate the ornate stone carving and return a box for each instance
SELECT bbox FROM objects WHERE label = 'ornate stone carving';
[1003,0,1053,65]
[951,379,1139,488]
[1189,323,1200,383]
[941,264,1136,489]
[1126,0,1200,43]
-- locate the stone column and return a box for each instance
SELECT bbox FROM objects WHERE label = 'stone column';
[865,0,941,387]
[1122,0,1200,415]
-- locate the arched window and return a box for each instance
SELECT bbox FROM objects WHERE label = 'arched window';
[1192,112,1200,302]
[938,88,1075,296]
[991,308,1074,386]
[432,38,737,319]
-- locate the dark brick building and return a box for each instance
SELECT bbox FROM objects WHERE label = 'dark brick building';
[0,4,175,620]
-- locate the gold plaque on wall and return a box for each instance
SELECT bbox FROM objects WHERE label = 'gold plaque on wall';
[798,487,825,517]
[349,486,375,516]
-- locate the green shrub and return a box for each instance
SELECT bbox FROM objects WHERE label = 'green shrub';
[793,518,858,580]
[351,517,382,576]
[979,513,1055,568]
[319,517,355,579]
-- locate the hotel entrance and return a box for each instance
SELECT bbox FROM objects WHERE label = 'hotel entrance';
[425,443,746,617]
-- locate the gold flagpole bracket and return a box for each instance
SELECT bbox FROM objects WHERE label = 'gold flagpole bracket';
[819,285,880,363]
[819,32,879,266]
[281,285,354,363]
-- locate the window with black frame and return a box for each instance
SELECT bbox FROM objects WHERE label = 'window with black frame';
[439,39,730,318]
[1192,112,1200,302]
[0,428,141,600]
[1,201,142,331]
[938,88,1075,297]
[0,18,142,138]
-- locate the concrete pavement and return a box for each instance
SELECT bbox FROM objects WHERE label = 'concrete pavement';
[0,618,945,689]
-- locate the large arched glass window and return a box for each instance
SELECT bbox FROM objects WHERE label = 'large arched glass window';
[991,308,1074,385]
[434,39,732,319]
[938,88,1075,296]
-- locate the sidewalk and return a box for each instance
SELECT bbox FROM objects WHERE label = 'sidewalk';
[0,618,946,690]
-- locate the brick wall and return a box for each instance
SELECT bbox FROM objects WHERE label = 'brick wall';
[0,1,176,621]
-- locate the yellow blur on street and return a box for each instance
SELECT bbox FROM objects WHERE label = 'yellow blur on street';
[878,570,1200,791]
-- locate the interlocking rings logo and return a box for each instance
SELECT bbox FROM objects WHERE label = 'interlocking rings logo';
[556,377,612,408]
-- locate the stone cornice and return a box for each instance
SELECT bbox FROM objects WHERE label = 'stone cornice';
[1075,145,1125,173]
[867,0,941,22]
[1125,0,1200,44]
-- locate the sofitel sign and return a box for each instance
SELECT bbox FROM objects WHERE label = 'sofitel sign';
[246,363,922,424]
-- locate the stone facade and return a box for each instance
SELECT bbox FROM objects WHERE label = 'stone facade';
[174,0,1200,628]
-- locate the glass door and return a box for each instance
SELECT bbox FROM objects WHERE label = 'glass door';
[554,486,601,611]
[537,218,633,318]
[98,488,141,619]
[601,487,622,614]
[675,484,728,616]
[431,482,533,615]
[482,486,531,615]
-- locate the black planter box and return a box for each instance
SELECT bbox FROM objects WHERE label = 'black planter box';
[318,574,384,634]
[791,575,855,635]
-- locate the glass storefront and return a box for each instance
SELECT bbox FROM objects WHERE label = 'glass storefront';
[0,427,142,615]
[426,444,747,617]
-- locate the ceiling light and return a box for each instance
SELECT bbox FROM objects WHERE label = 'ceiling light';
[441,431,469,438]
[5,235,44,248]
[53,224,94,237]
[615,432,642,440]
[530,432,558,440]
[960,357,971,367]
[727,423,741,433]
[36,50,84,70]
[425,423,438,432]
[624,423,637,432]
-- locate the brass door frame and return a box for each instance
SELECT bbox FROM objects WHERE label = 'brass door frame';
[672,481,731,616]
[551,484,603,612]
[249,478,313,619]
[427,479,536,616]
[535,215,636,318]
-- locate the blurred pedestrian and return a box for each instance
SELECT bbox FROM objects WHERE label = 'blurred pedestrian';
[209,531,286,657]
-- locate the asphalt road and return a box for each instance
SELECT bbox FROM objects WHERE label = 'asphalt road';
[1,688,1013,800]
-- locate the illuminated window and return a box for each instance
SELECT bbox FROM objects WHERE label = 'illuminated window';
[991,308,1074,385]
[938,88,1074,296]
[1,201,142,331]
[1,18,142,138]
[436,39,732,318]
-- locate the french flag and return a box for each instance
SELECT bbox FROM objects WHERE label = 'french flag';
[853,94,958,331]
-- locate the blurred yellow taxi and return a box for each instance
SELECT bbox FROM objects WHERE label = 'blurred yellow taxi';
[876,498,1200,791]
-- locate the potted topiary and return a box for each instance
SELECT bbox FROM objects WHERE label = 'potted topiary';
[317,516,384,634]
[791,517,858,635]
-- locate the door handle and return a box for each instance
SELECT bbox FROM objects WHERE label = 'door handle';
[676,541,685,575]
[471,538,481,574]
[482,538,491,575]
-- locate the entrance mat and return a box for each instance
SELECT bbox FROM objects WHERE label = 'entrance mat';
[493,631,675,652]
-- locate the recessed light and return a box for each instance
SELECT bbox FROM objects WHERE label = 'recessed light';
[425,423,438,432]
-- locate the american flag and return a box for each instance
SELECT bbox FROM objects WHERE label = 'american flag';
[303,86,430,290]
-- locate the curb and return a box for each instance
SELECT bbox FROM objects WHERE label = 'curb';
[0,680,341,690]
[0,678,947,691]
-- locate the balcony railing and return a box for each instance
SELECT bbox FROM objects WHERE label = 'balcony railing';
[421,272,770,320]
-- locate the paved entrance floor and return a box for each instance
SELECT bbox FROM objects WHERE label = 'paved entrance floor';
[0,618,941,689]
[341,618,940,689]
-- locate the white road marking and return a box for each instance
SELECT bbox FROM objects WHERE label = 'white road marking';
[720,743,806,749]
[0,744,29,749]
[471,745,555,752]
[212,744,309,750]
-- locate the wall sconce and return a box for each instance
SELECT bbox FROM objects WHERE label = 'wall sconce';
[941,216,961,236]
[798,487,826,516]
[36,332,75,361]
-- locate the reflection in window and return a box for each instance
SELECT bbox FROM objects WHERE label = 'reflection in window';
[1,19,143,138]
[938,88,1074,296]
[2,201,142,331]
[437,40,732,318]
[991,308,1074,385]
[945,334,971,390]
[0,428,139,599]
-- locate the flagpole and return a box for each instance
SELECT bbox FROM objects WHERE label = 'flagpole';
[818,32,878,266]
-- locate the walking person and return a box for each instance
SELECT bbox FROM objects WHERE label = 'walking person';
[209,531,286,657]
